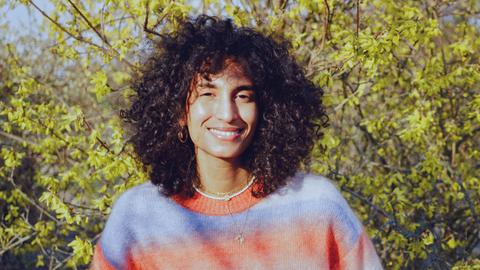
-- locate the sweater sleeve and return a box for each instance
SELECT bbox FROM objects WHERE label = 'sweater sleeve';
[311,175,383,270]
[90,188,137,270]
[91,243,117,270]
[339,229,383,270]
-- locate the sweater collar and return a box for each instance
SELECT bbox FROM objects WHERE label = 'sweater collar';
[171,181,264,216]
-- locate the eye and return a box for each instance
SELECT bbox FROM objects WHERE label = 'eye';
[199,92,214,97]
[235,92,254,102]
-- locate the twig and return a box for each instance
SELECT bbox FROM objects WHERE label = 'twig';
[321,0,331,50]
[0,130,36,146]
[67,0,111,47]
[0,233,36,256]
[28,0,138,71]
[331,171,429,239]
[28,0,106,52]
[7,169,61,224]
[144,1,165,38]
[356,0,360,38]
[81,115,112,153]
[45,16,134,50]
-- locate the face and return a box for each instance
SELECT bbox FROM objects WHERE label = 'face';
[183,61,258,163]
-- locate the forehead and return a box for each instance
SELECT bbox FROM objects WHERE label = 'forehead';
[194,60,253,88]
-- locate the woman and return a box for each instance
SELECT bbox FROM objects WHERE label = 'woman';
[91,15,383,269]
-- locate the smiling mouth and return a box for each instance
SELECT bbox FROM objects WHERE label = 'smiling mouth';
[208,128,244,141]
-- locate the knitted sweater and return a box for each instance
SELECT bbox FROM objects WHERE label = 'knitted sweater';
[91,173,383,270]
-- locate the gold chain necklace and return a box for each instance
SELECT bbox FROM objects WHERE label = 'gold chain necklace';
[226,192,253,244]
[193,175,256,243]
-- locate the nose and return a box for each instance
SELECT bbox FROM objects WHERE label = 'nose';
[214,95,238,122]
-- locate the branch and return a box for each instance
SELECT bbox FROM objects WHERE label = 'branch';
[67,0,111,46]
[321,0,331,50]
[28,1,106,52]
[0,130,36,146]
[0,233,36,256]
[81,115,112,153]
[331,171,430,239]
[449,169,479,226]
[143,1,165,38]
[279,0,288,11]
[356,0,360,38]
[28,0,138,71]
[7,168,61,224]
[457,127,480,149]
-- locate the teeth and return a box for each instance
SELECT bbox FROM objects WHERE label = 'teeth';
[209,129,241,137]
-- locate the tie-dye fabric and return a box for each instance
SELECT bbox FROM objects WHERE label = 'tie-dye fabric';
[91,173,383,270]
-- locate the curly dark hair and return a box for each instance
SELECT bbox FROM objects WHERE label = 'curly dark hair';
[121,15,328,198]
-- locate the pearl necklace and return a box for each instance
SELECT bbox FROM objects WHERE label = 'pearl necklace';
[193,176,256,201]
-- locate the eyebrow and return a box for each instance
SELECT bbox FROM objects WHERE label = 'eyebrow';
[197,83,255,92]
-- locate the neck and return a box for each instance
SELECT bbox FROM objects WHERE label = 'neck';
[195,152,251,194]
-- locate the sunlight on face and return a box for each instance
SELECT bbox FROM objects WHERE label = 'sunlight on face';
[185,60,258,163]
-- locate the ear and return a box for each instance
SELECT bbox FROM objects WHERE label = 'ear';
[179,94,192,127]
[178,113,187,127]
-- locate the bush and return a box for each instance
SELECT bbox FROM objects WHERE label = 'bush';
[1,0,478,269]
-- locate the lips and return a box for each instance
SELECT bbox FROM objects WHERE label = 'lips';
[208,128,244,141]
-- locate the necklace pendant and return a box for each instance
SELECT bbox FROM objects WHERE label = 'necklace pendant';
[235,234,245,244]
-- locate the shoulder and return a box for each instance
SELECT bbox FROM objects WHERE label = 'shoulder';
[102,181,172,234]
[291,172,361,223]
[260,172,364,240]
[263,172,351,210]
[285,172,346,201]
[287,173,370,253]
[97,181,167,268]
[110,181,164,216]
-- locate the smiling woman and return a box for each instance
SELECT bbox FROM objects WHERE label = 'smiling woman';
[90,15,383,270]
[183,59,259,195]
[185,60,258,160]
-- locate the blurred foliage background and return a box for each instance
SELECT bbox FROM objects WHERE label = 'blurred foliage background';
[0,0,479,269]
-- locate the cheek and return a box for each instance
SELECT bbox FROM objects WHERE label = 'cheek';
[239,104,259,129]
[187,102,210,132]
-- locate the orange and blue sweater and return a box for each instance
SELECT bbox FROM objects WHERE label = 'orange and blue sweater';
[91,173,383,269]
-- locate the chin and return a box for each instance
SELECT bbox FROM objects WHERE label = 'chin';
[211,151,243,160]
[206,147,246,160]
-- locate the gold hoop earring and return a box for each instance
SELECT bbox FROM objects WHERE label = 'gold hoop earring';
[178,127,188,143]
